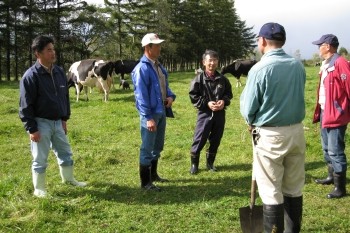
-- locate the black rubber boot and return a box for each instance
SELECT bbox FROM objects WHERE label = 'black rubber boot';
[263,203,284,233]
[206,152,217,172]
[327,172,346,199]
[151,160,169,182]
[190,154,200,175]
[139,165,161,192]
[284,196,303,233]
[315,164,334,185]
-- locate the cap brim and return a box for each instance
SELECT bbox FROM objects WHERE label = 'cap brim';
[312,39,323,45]
[152,39,165,44]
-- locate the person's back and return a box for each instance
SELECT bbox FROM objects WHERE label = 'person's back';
[240,22,306,233]
[248,51,305,126]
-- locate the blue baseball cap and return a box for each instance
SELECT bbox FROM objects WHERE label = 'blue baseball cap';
[258,22,286,41]
[312,34,339,46]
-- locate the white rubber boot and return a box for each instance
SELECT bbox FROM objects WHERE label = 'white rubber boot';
[59,166,87,187]
[32,172,47,198]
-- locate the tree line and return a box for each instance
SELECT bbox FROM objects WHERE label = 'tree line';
[0,0,256,81]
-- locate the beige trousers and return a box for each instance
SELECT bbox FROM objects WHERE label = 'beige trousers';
[252,123,306,205]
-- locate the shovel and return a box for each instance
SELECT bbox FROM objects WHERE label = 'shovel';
[239,178,263,233]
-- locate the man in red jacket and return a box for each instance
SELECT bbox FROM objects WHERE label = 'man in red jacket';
[312,34,350,199]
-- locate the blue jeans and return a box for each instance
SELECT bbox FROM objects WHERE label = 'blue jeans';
[31,118,74,173]
[320,114,348,173]
[139,113,166,166]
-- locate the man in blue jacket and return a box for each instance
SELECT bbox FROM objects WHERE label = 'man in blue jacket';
[131,33,176,191]
[19,35,86,198]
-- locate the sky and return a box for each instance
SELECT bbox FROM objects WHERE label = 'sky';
[235,0,350,59]
[86,0,350,59]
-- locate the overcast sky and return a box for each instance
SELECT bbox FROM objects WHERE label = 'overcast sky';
[86,0,350,59]
[235,0,350,59]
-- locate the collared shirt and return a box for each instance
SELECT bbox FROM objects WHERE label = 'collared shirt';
[153,60,167,101]
[240,48,306,127]
[319,57,331,110]
[205,71,216,80]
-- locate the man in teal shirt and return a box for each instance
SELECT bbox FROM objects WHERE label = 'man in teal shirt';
[240,22,306,233]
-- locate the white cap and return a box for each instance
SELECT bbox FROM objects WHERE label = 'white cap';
[141,33,165,47]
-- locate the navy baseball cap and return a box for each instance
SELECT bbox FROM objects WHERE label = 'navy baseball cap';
[258,22,286,41]
[312,34,339,46]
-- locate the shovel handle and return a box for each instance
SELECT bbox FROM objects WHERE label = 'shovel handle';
[250,179,257,209]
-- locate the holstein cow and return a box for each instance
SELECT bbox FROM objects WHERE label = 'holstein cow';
[114,59,139,80]
[68,59,114,102]
[221,59,257,87]
[114,59,139,89]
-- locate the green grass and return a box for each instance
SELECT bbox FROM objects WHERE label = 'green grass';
[0,67,349,232]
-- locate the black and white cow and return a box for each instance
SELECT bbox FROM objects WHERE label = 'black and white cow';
[114,59,139,80]
[68,59,114,102]
[221,59,257,87]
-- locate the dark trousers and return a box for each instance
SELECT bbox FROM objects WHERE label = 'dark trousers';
[190,110,225,155]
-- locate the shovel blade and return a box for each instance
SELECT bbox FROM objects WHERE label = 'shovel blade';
[239,205,263,233]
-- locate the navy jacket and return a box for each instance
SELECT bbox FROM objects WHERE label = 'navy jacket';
[19,61,71,133]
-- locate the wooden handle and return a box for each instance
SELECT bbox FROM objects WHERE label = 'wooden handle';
[250,179,257,209]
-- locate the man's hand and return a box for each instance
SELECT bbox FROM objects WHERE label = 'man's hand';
[164,97,174,108]
[147,119,157,132]
[208,100,224,111]
[30,131,41,142]
[62,121,67,134]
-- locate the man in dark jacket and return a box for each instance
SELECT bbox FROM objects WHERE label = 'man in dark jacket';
[189,49,233,174]
[19,35,86,198]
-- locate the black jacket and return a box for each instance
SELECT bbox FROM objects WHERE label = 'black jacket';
[189,71,233,112]
[19,61,70,133]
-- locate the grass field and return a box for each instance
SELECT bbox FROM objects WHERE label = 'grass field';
[0,67,349,232]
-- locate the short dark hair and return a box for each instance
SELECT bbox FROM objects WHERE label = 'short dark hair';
[31,35,54,53]
[202,49,219,60]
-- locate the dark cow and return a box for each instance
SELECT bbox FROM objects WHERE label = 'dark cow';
[119,79,130,90]
[68,59,114,102]
[114,59,139,80]
[221,59,257,87]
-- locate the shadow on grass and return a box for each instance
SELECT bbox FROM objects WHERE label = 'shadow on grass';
[57,174,254,205]
[55,160,332,205]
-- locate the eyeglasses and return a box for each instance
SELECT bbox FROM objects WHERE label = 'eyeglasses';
[318,44,328,48]
[205,58,218,63]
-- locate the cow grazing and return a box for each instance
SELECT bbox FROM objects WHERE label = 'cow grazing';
[221,59,257,87]
[68,59,114,102]
[114,59,139,80]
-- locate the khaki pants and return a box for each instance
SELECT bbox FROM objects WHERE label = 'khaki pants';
[253,123,306,205]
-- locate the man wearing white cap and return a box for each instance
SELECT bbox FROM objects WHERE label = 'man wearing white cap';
[131,33,176,191]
